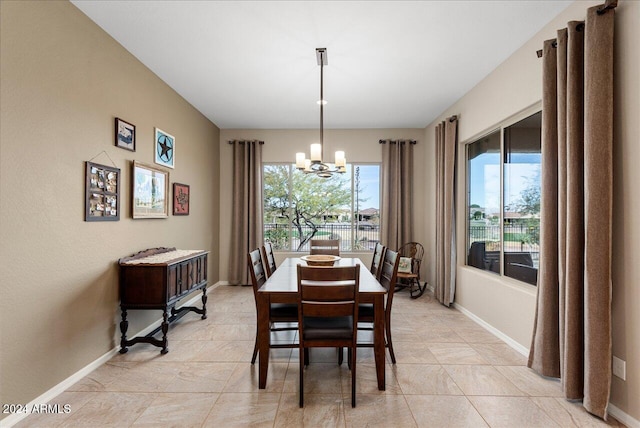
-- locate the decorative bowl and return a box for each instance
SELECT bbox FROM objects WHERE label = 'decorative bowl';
[300,255,341,266]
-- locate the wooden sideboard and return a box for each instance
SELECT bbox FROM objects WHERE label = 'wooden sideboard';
[118,247,209,354]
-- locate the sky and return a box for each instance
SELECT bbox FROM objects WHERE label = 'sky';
[469,153,540,216]
[353,164,380,209]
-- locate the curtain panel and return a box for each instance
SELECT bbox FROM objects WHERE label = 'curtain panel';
[435,117,458,306]
[380,139,414,251]
[528,4,614,419]
[228,140,264,285]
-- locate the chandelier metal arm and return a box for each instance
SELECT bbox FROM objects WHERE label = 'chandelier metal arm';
[296,48,345,177]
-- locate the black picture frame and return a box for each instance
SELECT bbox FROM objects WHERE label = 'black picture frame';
[115,117,136,151]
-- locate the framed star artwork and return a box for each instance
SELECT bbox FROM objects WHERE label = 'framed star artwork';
[154,127,175,169]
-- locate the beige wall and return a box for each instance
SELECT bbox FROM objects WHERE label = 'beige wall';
[218,128,425,282]
[423,0,639,420]
[0,0,220,413]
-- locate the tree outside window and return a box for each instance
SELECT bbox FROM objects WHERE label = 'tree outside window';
[263,164,380,252]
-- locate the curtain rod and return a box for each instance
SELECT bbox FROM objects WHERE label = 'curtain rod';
[228,140,264,145]
[536,0,617,58]
[378,139,417,145]
[597,0,618,15]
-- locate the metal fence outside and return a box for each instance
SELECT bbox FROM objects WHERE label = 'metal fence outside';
[469,224,540,266]
[264,223,540,261]
[264,223,379,252]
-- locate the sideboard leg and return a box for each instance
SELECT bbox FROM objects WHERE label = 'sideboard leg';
[160,308,170,354]
[119,308,129,354]
[201,287,208,320]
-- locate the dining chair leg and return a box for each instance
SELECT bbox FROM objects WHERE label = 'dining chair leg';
[251,329,258,365]
[351,346,356,407]
[299,346,305,408]
[385,314,396,364]
[303,348,310,366]
[338,347,343,366]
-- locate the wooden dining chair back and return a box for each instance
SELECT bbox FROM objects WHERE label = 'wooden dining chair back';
[309,239,340,256]
[247,249,297,364]
[261,242,277,277]
[357,248,400,363]
[396,241,427,298]
[370,243,386,280]
[248,248,267,296]
[297,264,359,408]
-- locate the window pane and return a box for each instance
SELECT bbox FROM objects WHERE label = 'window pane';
[263,164,293,250]
[263,163,380,252]
[503,112,541,285]
[467,130,501,274]
[291,167,351,251]
[354,165,380,251]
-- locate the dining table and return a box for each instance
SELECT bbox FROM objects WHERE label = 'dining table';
[256,257,387,390]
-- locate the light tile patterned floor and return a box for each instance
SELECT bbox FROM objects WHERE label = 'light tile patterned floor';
[15,284,624,427]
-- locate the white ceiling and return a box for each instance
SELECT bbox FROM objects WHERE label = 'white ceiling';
[71,1,571,130]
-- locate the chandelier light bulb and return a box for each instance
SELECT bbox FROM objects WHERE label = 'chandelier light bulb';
[310,143,322,162]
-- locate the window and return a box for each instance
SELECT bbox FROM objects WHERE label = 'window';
[466,111,541,285]
[263,164,380,252]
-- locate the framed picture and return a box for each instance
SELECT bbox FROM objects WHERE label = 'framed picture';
[173,183,190,215]
[132,161,169,219]
[154,127,175,169]
[85,161,120,221]
[115,117,135,151]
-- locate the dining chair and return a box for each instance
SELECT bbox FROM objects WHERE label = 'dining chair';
[396,242,427,298]
[309,239,340,256]
[261,242,277,277]
[297,264,360,408]
[356,248,400,363]
[369,242,386,280]
[247,249,298,364]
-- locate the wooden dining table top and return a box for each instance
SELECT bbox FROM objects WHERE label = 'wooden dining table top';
[258,257,386,294]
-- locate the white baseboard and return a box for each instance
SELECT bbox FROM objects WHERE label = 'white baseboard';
[0,347,119,427]
[608,404,640,428]
[0,282,222,428]
[453,302,639,426]
[453,301,529,356]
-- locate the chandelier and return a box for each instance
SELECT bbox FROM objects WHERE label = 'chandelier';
[295,48,346,178]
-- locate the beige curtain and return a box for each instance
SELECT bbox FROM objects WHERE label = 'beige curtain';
[229,140,264,285]
[380,139,414,251]
[528,5,614,419]
[435,117,458,306]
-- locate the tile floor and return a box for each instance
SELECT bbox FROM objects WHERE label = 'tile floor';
[15,284,624,427]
